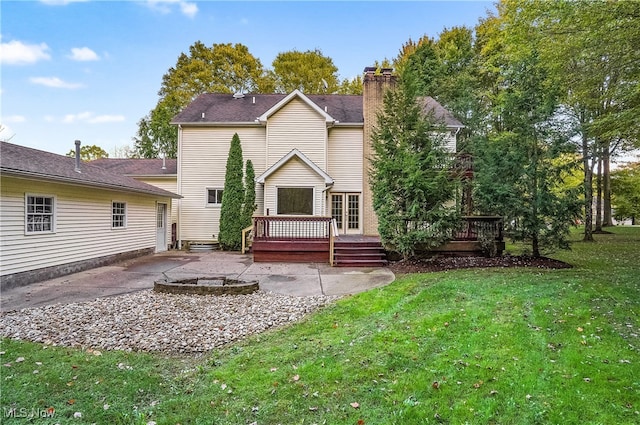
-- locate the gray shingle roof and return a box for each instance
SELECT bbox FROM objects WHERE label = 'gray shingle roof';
[172,93,364,124]
[419,96,465,128]
[171,92,463,128]
[90,158,177,175]
[0,142,180,198]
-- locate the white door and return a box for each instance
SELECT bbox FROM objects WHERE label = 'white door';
[330,193,361,235]
[156,203,167,252]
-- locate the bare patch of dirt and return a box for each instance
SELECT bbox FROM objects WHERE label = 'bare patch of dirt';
[388,255,572,274]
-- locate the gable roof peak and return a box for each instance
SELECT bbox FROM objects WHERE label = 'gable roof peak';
[256,90,336,124]
[256,148,334,186]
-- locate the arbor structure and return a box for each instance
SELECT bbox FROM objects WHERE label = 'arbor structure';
[370,75,459,259]
[218,133,245,250]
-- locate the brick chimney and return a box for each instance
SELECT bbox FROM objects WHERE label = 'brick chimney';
[362,67,396,236]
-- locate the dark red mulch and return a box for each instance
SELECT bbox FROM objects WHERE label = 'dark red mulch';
[388,255,572,274]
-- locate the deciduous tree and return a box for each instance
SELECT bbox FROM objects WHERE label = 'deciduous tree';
[611,162,640,225]
[66,144,109,161]
[496,0,640,237]
[472,51,581,257]
[271,49,339,93]
[135,42,271,158]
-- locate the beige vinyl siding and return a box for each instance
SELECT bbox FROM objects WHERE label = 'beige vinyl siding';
[263,157,326,217]
[136,176,178,234]
[438,132,457,153]
[178,126,266,241]
[444,132,457,153]
[0,176,169,276]
[328,127,363,192]
[267,98,327,169]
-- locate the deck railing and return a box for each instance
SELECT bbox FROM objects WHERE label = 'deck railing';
[253,216,333,241]
[404,216,503,242]
[253,216,502,245]
[454,216,503,241]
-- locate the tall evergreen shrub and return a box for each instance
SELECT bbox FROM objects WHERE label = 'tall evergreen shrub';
[242,159,257,228]
[370,75,460,259]
[218,133,245,250]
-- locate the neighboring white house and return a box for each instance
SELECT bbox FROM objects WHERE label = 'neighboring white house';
[0,141,181,289]
[171,67,463,247]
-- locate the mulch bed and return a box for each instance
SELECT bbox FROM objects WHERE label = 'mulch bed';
[388,255,572,274]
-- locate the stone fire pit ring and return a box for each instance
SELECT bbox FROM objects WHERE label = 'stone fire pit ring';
[154,276,259,296]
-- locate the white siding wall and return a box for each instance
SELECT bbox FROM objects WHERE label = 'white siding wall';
[328,127,363,193]
[0,176,169,276]
[136,176,177,244]
[178,127,266,241]
[264,157,326,216]
[267,98,327,169]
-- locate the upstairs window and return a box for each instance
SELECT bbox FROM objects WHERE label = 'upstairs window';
[112,202,127,228]
[25,195,55,234]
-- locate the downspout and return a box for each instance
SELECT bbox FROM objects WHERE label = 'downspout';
[177,124,183,249]
[322,184,333,217]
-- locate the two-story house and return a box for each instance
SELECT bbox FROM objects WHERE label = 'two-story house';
[171,68,463,257]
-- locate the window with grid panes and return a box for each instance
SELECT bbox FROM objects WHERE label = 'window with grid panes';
[112,202,126,228]
[26,195,54,233]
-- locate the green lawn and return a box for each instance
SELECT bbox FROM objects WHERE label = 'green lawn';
[2,227,639,424]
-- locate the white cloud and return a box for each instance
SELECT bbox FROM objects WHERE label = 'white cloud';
[62,112,92,123]
[69,47,99,61]
[0,40,51,65]
[180,1,198,18]
[2,115,27,123]
[88,114,125,124]
[144,0,198,18]
[240,18,249,25]
[30,77,84,89]
[39,0,88,5]
[62,112,125,124]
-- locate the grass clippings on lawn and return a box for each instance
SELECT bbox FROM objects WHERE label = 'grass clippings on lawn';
[1,226,639,424]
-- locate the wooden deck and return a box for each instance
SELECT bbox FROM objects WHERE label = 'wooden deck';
[249,216,505,265]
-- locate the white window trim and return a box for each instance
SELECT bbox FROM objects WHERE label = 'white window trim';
[24,193,56,235]
[275,186,315,216]
[205,187,224,207]
[111,201,127,229]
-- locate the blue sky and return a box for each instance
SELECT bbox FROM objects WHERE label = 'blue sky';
[1,0,495,156]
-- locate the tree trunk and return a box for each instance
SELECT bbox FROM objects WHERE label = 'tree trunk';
[602,143,613,226]
[595,153,602,232]
[582,133,594,242]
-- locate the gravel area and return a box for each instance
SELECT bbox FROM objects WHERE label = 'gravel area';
[0,290,338,354]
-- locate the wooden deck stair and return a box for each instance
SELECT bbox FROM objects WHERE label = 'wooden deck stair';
[333,236,387,267]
